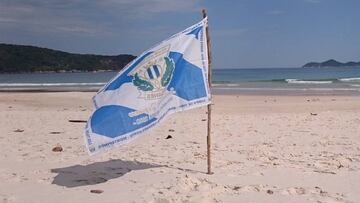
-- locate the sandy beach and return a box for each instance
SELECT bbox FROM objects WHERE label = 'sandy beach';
[0,92,360,203]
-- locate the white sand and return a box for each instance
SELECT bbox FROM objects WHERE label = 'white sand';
[0,92,360,203]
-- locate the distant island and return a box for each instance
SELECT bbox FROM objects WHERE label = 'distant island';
[0,43,136,73]
[303,59,360,68]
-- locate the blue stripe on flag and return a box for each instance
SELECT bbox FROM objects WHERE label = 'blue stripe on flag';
[91,105,156,138]
[186,26,202,39]
[167,51,207,101]
[147,67,154,79]
[105,52,153,91]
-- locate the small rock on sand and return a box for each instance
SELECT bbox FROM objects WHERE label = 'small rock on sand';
[233,186,241,191]
[52,145,63,152]
[90,189,104,194]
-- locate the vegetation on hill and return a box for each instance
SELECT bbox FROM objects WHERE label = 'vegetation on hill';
[0,43,136,73]
[303,59,360,68]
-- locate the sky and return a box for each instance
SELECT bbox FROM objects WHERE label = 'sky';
[0,0,359,69]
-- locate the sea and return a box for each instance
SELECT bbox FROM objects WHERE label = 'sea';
[1,67,360,95]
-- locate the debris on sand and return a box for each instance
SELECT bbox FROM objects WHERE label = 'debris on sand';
[52,145,63,152]
[90,189,104,194]
[68,119,87,123]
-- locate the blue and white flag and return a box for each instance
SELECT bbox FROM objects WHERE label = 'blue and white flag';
[85,18,210,154]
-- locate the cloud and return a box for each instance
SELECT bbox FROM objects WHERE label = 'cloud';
[0,0,100,35]
[266,10,284,15]
[0,0,200,37]
[54,26,109,35]
[94,0,201,20]
[98,0,199,12]
[212,28,249,38]
[0,17,18,23]
[304,0,321,3]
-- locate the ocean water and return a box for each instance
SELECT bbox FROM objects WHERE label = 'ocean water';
[213,67,360,83]
[212,67,360,94]
[1,67,360,94]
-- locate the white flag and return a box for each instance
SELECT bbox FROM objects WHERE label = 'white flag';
[85,18,210,154]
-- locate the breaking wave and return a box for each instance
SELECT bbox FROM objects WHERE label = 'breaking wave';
[285,79,333,84]
[338,77,360,82]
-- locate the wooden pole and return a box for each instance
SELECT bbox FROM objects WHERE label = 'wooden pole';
[202,9,213,175]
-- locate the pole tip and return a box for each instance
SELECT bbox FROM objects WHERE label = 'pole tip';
[202,9,207,18]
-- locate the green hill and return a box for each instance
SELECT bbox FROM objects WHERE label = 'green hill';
[303,59,360,68]
[0,43,136,73]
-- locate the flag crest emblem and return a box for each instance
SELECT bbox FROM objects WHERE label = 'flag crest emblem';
[131,46,175,99]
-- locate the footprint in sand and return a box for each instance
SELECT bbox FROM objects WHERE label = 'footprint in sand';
[152,198,170,203]
[281,187,306,195]
[1,195,16,203]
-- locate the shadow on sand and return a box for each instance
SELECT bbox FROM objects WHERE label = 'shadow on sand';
[51,159,161,188]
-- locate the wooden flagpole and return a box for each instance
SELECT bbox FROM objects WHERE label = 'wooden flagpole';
[202,9,213,175]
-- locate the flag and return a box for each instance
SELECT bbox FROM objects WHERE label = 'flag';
[84,18,210,155]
